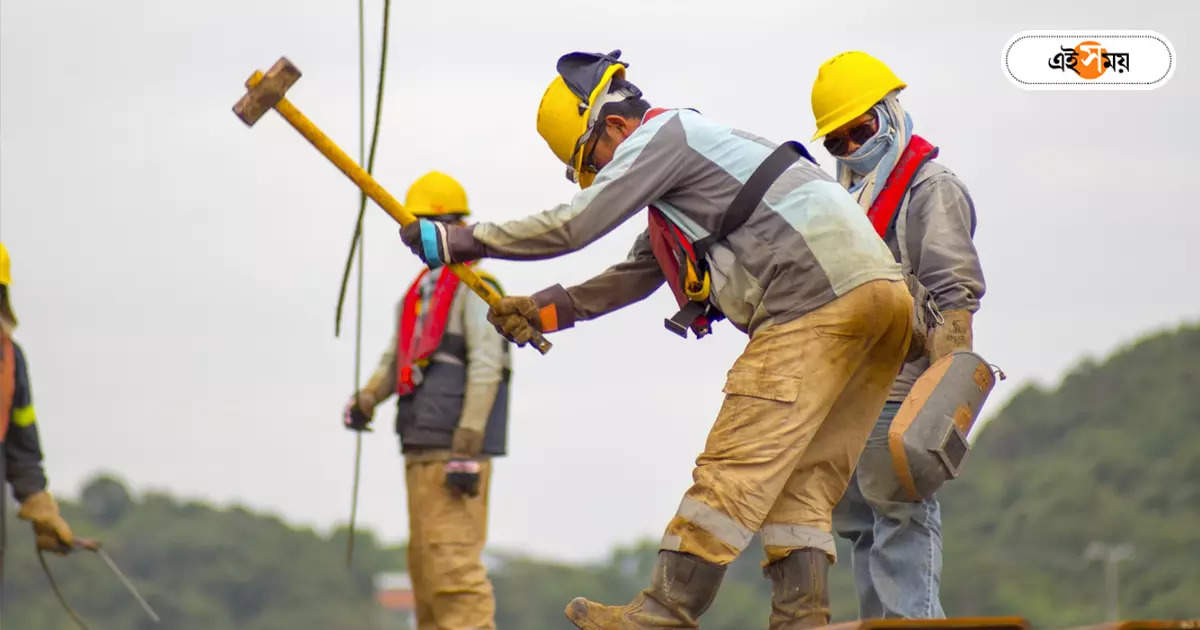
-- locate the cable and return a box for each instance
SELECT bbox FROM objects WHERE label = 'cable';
[344,0,393,569]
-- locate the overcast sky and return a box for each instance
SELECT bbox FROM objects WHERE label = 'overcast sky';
[1,0,1196,563]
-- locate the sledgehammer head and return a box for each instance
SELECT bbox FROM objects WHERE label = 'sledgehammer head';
[233,57,302,126]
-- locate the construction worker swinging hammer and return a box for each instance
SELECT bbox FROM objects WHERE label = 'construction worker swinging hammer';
[344,172,511,630]
[0,243,77,563]
[812,51,987,620]
[399,50,914,629]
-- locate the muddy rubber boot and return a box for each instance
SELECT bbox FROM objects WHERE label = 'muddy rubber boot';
[565,550,726,629]
[763,548,831,629]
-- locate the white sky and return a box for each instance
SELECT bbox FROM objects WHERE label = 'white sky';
[2,0,1196,562]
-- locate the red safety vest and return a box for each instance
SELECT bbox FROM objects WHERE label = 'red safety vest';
[865,135,939,239]
[394,266,469,395]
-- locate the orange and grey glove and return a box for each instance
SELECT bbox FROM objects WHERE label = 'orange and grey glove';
[927,309,973,363]
[18,491,75,553]
[488,285,575,346]
[343,390,378,432]
[487,296,542,346]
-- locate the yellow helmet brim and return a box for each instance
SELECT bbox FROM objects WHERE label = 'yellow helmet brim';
[536,63,626,189]
[810,51,906,140]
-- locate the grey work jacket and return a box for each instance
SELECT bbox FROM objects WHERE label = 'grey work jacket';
[470,109,903,337]
[885,161,986,401]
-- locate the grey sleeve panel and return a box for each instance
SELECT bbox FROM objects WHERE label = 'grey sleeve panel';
[459,282,507,388]
[565,230,666,321]
[904,167,986,313]
[457,281,506,432]
[470,115,691,260]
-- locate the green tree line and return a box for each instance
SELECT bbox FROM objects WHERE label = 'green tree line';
[4,323,1197,628]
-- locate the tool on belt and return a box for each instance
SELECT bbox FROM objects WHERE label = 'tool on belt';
[888,352,1005,500]
[232,57,553,355]
[864,136,1006,500]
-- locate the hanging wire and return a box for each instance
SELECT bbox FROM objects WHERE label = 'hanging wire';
[345,0,367,570]
[335,0,392,339]
[344,0,393,569]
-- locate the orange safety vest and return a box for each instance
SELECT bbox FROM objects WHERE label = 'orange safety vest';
[1,335,14,440]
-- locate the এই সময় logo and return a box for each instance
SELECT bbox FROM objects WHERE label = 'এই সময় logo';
[1048,41,1130,78]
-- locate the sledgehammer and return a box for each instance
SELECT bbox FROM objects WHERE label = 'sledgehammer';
[233,57,552,354]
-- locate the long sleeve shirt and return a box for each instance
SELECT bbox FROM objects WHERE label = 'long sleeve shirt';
[888,162,986,400]
[471,108,903,336]
[4,339,48,502]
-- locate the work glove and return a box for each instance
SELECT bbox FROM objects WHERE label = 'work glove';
[927,309,973,363]
[343,390,378,432]
[18,491,75,554]
[486,296,542,346]
[444,458,481,498]
[451,427,485,459]
[399,220,486,269]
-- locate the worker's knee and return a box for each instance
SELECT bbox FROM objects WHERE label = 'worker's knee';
[418,542,489,591]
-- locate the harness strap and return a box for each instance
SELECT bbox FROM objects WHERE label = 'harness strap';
[659,140,813,338]
[691,140,813,259]
[866,134,938,240]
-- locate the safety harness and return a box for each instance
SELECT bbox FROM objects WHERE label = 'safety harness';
[642,108,815,338]
[395,265,470,395]
[865,134,938,240]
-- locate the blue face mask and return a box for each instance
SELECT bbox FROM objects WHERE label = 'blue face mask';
[838,105,892,176]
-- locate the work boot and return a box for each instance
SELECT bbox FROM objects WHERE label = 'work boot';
[565,550,726,629]
[763,548,831,629]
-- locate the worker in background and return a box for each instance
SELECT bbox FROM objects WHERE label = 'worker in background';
[343,172,511,630]
[811,51,986,619]
[399,50,913,629]
[1,242,76,559]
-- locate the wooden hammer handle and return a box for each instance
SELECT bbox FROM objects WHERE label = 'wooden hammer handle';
[246,72,551,354]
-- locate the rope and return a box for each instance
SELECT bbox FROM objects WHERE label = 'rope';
[37,550,88,630]
[335,0,392,337]
[343,0,393,569]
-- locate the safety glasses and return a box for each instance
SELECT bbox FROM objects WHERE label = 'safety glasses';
[823,113,879,157]
[564,122,605,183]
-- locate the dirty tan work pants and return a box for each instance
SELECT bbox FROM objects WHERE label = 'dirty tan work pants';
[405,458,495,630]
[661,279,912,566]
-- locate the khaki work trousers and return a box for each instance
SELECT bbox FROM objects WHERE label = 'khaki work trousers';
[661,279,913,566]
[405,458,495,630]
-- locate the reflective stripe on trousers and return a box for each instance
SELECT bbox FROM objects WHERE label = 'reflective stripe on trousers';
[659,280,913,565]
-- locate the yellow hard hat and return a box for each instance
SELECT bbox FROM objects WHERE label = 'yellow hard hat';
[0,242,10,286]
[536,50,630,189]
[0,242,14,327]
[811,51,906,141]
[404,171,469,217]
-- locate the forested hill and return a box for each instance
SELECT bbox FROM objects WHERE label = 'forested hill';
[937,322,1200,625]
[5,323,1197,628]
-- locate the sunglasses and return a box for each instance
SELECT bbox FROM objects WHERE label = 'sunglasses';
[823,114,879,157]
